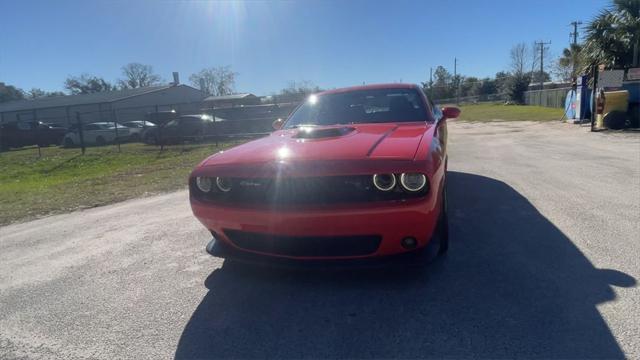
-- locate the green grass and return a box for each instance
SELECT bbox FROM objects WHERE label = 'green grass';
[456,103,564,122]
[0,142,241,225]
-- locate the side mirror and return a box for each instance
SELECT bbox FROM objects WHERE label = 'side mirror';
[272,118,284,130]
[441,107,461,119]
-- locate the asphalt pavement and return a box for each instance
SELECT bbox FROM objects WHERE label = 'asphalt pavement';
[1,121,639,359]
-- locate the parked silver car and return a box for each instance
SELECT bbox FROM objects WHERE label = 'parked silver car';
[63,122,130,147]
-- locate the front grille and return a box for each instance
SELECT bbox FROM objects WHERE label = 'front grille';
[191,175,427,206]
[224,229,382,257]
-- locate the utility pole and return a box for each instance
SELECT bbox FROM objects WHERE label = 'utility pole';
[570,21,582,46]
[535,41,551,92]
[569,21,582,83]
[454,57,459,105]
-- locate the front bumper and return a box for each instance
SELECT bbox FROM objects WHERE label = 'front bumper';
[190,195,441,260]
[205,233,440,269]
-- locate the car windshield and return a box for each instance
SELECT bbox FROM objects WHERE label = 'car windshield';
[284,88,428,129]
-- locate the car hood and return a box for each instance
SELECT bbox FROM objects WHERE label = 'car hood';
[203,122,433,167]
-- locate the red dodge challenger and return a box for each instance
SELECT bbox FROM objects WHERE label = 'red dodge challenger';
[190,83,460,266]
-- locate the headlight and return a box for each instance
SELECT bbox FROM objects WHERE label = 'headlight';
[196,176,212,193]
[216,177,232,192]
[400,173,427,192]
[372,174,396,191]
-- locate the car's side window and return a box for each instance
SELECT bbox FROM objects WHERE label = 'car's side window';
[84,124,99,131]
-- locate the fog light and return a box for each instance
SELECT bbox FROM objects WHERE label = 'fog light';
[196,176,212,192]
[401,237,417,249]
[373,173,396,191]
[216,177,232,192]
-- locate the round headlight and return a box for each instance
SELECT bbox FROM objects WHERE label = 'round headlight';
[373,174,396,191]
[400,173,427,192]
[216,177,232,192]
[196,176,212,193]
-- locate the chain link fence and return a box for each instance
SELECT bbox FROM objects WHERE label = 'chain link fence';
[1,101,299,156]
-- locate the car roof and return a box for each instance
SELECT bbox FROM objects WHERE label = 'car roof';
[316,83,418,96]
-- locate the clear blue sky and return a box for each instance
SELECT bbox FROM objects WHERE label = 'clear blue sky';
[1,0,608,95]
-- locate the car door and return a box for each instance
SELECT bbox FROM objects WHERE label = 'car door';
[82,124,102,144]
[178,117,204,142]
[15,122,35,147]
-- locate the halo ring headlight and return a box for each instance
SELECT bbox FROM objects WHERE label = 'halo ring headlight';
[216,177,232,192]
[195,176,212,193]
[400,173,427,192]
[373,174,396,191]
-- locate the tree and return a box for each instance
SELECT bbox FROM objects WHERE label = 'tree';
[117,63,162,89]
[189,66,237,96]
[26,88,66,99]
[510,43,531,75]
[430,66,454,100]
[582,0,640,68]
[554,44,583,81]
[27,88,46,99]
[460,76,481,98]
[64,74,114,95]
[528,70,551,84]
[503,73,531,104]
[280,80,320,96]
[494,71,510,93]
[503,44,535,103]
[0,83,25,103]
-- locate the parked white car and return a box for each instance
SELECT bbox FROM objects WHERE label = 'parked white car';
[121,121,156,142]
[63,122,130,147]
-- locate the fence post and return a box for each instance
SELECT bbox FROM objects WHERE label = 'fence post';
[112,109,121,152]
[590,66,598,132]
[156,105,164,151]
[76,112,85,155]
[33,109,41,157]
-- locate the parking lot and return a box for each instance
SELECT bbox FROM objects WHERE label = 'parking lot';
[1,121,639,359]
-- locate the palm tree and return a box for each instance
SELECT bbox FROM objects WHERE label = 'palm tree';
[582,0,640,69]
[557,44,583,81]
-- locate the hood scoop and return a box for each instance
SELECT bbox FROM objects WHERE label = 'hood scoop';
[293,126,356,139]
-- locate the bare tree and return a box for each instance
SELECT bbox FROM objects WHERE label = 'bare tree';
[118,63,162,89]
[510,43,530,75]
[189,66,237,96]
[280,80,321,96]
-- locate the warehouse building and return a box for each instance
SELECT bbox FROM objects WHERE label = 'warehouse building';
[202,93,261,108]
[0,84,204,126]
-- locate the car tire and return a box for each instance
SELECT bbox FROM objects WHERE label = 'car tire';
[64,138,75,148]
[96,136,106,146]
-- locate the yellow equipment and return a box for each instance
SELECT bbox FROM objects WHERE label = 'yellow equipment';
[596,90,629,129]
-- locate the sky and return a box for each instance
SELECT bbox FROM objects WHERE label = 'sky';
[1,0,609,95]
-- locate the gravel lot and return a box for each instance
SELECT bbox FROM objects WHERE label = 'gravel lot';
[1,121,639,359]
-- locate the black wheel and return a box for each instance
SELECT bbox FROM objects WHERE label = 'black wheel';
[95,136,106,146]
[437,183,449,254]
[64,138,75,148]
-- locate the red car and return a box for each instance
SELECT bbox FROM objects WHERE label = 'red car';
[190,84,460,265]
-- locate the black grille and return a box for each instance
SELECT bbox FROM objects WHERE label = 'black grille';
[224,229,382,257]
[191,175,427,206]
